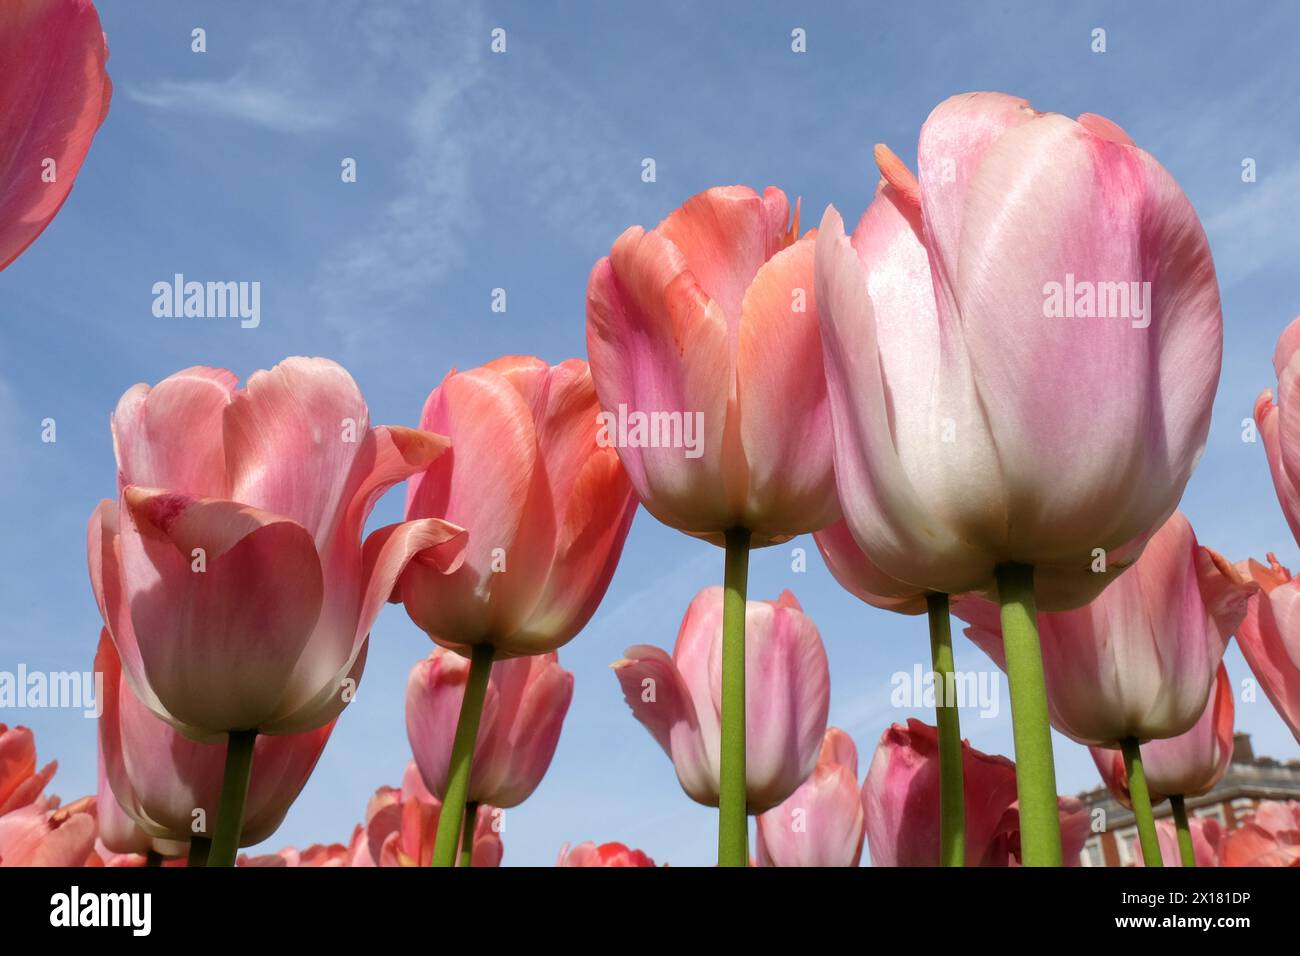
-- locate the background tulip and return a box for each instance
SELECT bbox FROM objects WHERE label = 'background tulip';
[613,587,829,813]
[755,727,864,867]
[556,841,657,867]
[399,356,636,658]
[1219,801,1300,866]
[957,513,1253,747]
[1236,555,1300,742]
[96,632,333,849]
[862,719,1088,867]
[1090,663,1235,805]
[88,357,465,739]
[0,795,97,867]
[586,185,837,546]
[0,0,112,272]
[0,724,56,816]
[813,518,928,615]
[1148,816,1223,868]
[816,92,1222,608]
[1254,316,1300,547]
[406,647,572,808]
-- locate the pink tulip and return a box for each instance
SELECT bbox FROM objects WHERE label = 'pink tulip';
[1236,554,1300,742]
[1145,816,1223,867]
[399,356,636,657]
[586,185,838,546]
[1090,664,1234,804]
[87,358,466,738]
[863,719,1089,867]
[406,647,572,808]
[813,517,929,615]
[0,724,56,815]
[557,841,657,867]
[755,727,864,867]
[0,795,97,867]
[239,843,353,867]
[816,92,1222,609]
[0,0,112,272]
[350,763,503,868]
[613,587,829,813]
[1220,801,1300,867]
[957,513,1253,745]
[1255,316,1300,547]
[96,630,334,847]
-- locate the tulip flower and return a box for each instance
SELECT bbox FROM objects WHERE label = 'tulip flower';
[86,358,463,865]
[1090,663,1234,865]
[94,755,184,863]
[239,843,353,867]
[1146,816,1223,868]
[0,795,97,867]
[1219,801,1300,867]
[1236,555,1300,743]
[1254,316,1300,546]
[818,92,1223,863]
[397,355,634,865]
[613,587,829,814]
[406,647,572,811]
[0,724,56,815]
[557,841,657,867]
[755,727,864,867]
[862,719,1088,867]
[588,184,838,864]
[350,763,502,868]
[95,632,333,865]
[958,512,1252,865]
[0,0,112,272]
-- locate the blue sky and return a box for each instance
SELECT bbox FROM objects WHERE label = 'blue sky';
[3,0,1299,866]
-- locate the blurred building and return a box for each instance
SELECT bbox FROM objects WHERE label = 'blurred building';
[1076,733,1300,866]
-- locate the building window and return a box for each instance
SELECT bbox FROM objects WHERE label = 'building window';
[1080,837,1105,867]
[1115,827,1138,867]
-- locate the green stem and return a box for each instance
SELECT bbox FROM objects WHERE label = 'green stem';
[927,592,965,866]
[1171,794,1196,867]
[206,730,256,867]
[187,836,211,867]
[995,563,1062,866]
[431,643,494,867]
[718,526,751,867]
[145,849,163,867]
[1123,736,1163,867]
[458,801,479,867]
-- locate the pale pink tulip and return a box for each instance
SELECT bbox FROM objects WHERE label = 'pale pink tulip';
[756,727,864,867]
[1236,554,1300,742]
[863,719,1089,867]
[96,630,334,847]
[0,795,97,867]
[957,513,1253,745]
[0,0,112,272]
[350,763,502,867]
[239,842,353,867]
[586,186,838,546]
[613,587,829,813]
[0,724,56,815]
[816,92,1222,609]
[399,356,636,657]
[406,647,572,808]
[1220,800,1300,867]
[87,358,466,738]
[1090,664,1234,804]
[1145,816,1223,867]
[813,517,928,614]
[1255,317,1300,547]
[557,841,657,867]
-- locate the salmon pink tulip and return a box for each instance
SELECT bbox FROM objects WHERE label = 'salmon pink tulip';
[0,794,97,867]
[0,724,56,815]
[613,587,829,813]
[96,632,333,847]
[557,841,657,867]
[406,647,572,808]
[586,185,838,546]
[399,356,636,658]
[957,513,1253,745]
[1090,664,1234,804]
[756,727,865,867]
[1219,801,1300,867]
[1146,816,1223,867]
[0,0,112,271]
[862,719,1088,867]
[816,92,1223,609]
[87,357,466,738]
[1236,555,1300,743]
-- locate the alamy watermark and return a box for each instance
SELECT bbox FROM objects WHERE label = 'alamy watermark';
[0,665,102,717]
[595,404,704,459]
[1042,273,1151,329]
[152,273,260,329]
[890,663,1000,718]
